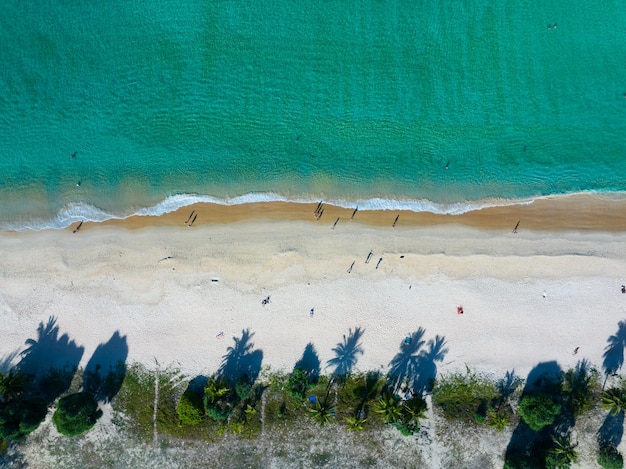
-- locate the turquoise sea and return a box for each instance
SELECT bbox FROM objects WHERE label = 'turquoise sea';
[1,1,625,229]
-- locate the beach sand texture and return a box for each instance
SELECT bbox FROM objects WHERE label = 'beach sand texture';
[1,199,625,384]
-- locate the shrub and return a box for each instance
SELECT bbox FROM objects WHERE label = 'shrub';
[432,370,499,422]
[235,376,252,401]
[598,445,624,469]
[52,392,102,437]
[177,390,204,426]
[288,369,309,400]
[517,393,561,431]
[0,398,48,440]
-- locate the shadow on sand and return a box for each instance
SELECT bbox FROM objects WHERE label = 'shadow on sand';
[217,328,263,384]
[603,320,626,382]
[83,331,128,402]
[16,316,84,401]
[387,327,448,395]
[327,327,364,379]
[294,342,321,383]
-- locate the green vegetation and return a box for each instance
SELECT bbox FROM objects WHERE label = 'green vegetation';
[598,445,624,469]
[431,368,500,423]
[546,434,579,468]
[52,392,102,437]
[602,388,626,417]
[176,389,204,425]
[517,393,561,431]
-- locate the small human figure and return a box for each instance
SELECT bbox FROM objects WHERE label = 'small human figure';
[351,207,358,220]
[216,331,224,339]
[393,215,399,227]
[457,305,464,315]
[365,250,373,264]
[347,261,355,273]
[573,347,579,355]
[72,221,83,234]
[314,201,323,215]
[332,217,339,229]
[513,220,520,234]
[184,210,195,224]
[376,257,383,269]
[445,161,449,170]
[70,151,77,158]
[622,285,625,294]
[188,214,198,227]
[76,180,81,187]
[310,308,314,317]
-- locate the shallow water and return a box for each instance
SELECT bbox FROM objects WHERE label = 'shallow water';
[1,1,625,229]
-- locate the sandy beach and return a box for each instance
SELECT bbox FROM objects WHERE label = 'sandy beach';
[1,195,626,384]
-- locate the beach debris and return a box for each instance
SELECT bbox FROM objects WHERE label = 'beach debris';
[216,332,224,339]
[211,278,219,283]
[184,210,195,224]
[72,221,83,233]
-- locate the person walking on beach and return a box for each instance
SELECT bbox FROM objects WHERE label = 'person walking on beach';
[393,215,399,227]
[310,308,314,317]
[365,250,373,264]
[347,261,355,273]
[376,257,383,269]
[184,210,195,224]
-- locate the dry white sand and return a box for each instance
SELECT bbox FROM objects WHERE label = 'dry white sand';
[1,219,625,384]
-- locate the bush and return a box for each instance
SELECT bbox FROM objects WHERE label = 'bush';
[0,398,48,441]
[52,392,102,436]
[177,390,204,425]
[517,393,561,431]
[598,445,624,469]
[432,370,499,422]
[288,369,309,400]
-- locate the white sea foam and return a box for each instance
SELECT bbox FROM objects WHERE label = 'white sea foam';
[4,190,626,232]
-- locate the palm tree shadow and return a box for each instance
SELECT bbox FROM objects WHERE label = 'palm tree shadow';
[83,331,128,402]
[603,320,626,379]
[326,327,364,379]
[598,411,624,451]
[504,361,563,467]
[0,349,21,374]
[387,327,426,393]
[217,329,263,384]
[413,335,448,395]
[16,316,84,401]
[294,342,321,383]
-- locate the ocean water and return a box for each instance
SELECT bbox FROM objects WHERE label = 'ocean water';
[1,1,626,229]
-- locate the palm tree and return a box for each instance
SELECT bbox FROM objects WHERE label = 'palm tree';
[601,388,626,416]
[0,369,27,401]
[374,393,402,423]
[204,377,230,405]
[400,396,427,430]
[549,434,579,467]
[308,399,334,425]
[486,409,509,433]
[345,415,367,431]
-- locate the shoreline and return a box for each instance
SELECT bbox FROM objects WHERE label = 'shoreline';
[61,192,626,233]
